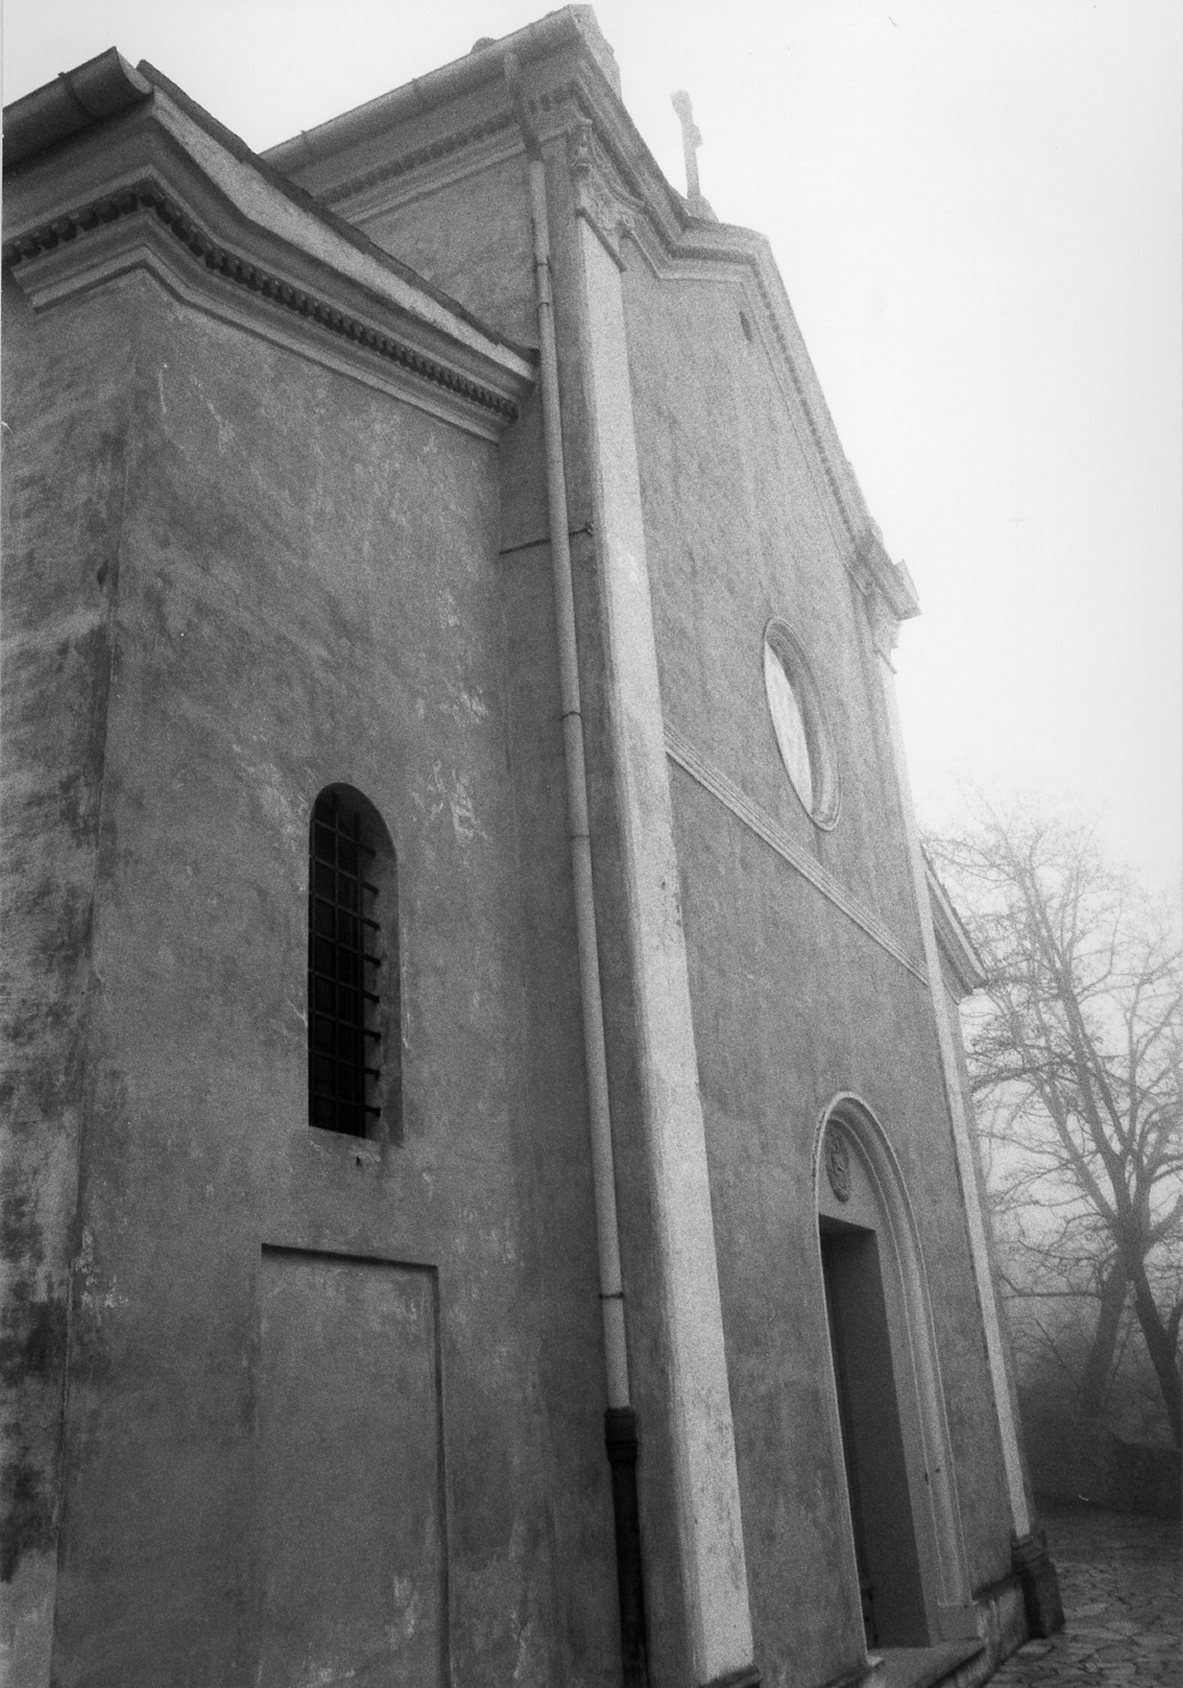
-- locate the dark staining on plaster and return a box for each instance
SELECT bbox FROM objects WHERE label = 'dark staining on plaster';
[1,1184,46,1280]
[0,1456,55,1582]
[0,869,95,1034]
[0,1194,67,1401]
[0,1192,67,1582]
[4,616,114,852]
[0,1290,66,1393]
[49,758,105,853]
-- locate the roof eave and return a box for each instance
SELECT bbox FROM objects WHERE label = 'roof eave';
[3,47,152,169]
[263,5,618,174]
[925,857,988,999]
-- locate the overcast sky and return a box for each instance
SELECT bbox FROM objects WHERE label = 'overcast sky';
[5,0,1180,893]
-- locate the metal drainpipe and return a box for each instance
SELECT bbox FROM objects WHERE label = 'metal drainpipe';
[505,54,648,1687]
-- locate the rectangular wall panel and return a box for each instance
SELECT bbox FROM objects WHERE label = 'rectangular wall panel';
[256,1248,446,1688]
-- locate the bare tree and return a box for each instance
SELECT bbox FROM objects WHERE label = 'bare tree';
[929,803,1182,1448]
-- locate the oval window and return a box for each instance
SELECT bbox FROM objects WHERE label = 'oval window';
[763,620,839,828]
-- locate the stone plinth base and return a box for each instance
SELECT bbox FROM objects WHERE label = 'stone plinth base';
[1011,1530,1064,1638]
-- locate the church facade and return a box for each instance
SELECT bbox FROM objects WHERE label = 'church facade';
[2,11,1060,1687]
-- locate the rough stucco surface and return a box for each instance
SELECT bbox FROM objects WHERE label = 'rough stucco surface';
[4,266,621,1687]
[256,1251,445,1687]
[360,155,537,349]
[623,269,917,942]
[0,269,134,1672]
[622,259,1014,1685]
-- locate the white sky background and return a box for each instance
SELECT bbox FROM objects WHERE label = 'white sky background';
[4,0,1180,893]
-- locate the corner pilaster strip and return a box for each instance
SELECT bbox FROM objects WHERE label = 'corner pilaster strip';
[572,179,757,1686]
[867,580,1032,1544]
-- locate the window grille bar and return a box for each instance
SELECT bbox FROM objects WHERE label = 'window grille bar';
[307,789,383,1138]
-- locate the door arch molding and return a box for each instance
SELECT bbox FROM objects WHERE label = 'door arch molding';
[812,1093,977,1647]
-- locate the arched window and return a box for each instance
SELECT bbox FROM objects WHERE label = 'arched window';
[307,785,400,1139]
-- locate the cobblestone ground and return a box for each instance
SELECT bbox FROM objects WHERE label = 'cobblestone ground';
[990,1500,1181,1685]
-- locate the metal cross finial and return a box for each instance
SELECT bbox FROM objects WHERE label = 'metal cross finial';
[671,89,703,203]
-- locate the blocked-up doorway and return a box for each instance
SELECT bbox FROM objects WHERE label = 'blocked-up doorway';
[255,1247,448,1688]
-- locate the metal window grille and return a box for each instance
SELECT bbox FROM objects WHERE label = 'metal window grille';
[308,790,382,1136]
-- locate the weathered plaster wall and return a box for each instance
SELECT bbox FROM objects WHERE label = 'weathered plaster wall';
[359,155,537,349]
[620,259,1015,1684]
[623,269,919,946]
[12,268,619,1687]
[0,269,137,1676]
[274,42,595,355]
[5,58,1028,1680]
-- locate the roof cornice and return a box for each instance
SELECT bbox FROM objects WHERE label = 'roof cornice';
[3,80,533,438]
[136,60,531,361]
[263,6,620,174]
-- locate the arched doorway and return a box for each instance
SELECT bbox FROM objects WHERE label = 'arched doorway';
[814,1097,978,1652]
[820,1216,926,1647]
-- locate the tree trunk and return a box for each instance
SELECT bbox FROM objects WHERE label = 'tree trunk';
[1128,1257,1182,1447]
[1078,1259,1126,1416]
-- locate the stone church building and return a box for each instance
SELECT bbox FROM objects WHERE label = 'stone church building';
[2,10,1061,1686]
